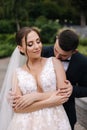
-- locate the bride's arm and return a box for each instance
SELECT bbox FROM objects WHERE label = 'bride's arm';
[52,57,67,90]
[10,72,53,100]
[52,57,72,97]
[11,82,69,113]
[11,71,57,109]
[11,70,65,112]
[14,90,68,113]
[12,91,56,108]
[12,82,68,113]
[13,58,71,113]
[13,88,68,113]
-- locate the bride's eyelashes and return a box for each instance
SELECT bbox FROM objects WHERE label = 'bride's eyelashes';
[36,38,41,44]
[27,42,33,47]
[27,38,41,47]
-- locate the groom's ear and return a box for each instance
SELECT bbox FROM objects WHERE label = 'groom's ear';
[72,49,78,54]
[17,45,25,55]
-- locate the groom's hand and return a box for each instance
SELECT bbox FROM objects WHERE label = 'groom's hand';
[7,90,21,108]
[59,80,73,97]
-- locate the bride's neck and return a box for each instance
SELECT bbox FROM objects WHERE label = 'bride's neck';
[26,57,43,71]
[27,57,42,66]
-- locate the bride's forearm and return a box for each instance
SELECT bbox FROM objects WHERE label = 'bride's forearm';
[14,98,59,113]
[14,91,66,113]
[33,91,55,101]
[17,91,55,105]
[13,91,56,113]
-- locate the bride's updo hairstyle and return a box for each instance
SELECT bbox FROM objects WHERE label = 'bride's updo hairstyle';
[15,27,41,55]
[16,27,41,70]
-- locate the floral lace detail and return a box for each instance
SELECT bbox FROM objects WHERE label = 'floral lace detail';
[16,68,37,95]
[7,57,71,130]
[40,57,56,92]
[16,57,56,94]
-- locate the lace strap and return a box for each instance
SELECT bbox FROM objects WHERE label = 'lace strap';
[51,57,58,90]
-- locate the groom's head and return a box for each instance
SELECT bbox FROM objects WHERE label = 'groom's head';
[54,29,79,60]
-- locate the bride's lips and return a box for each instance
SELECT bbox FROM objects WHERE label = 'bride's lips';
[33,50,41,53]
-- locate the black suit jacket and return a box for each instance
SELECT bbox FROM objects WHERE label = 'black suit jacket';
[41,45,87,129]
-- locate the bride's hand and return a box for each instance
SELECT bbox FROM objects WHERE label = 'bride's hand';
[14,92,39,110]
[8,90,21,107]
[47,90,69,106]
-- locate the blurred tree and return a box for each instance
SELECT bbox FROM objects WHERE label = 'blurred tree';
[0,0,28,30]
[11,0,28,30]
[0,0,87,28]
[41,1,60,19]
[71,0,87,26]
[0,0,5,18]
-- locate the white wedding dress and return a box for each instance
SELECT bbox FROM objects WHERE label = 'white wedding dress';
[7,57,71,130]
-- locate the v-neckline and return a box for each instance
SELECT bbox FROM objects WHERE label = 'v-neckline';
[19,57,51,84]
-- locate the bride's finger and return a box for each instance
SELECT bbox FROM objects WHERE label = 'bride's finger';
[13,95,21,100]
[9,91,16,96]
[15,102,26,109]
[56,89,60,95]
[14,98,24,109]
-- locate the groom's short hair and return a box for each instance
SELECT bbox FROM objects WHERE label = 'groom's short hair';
[57,29,79,51]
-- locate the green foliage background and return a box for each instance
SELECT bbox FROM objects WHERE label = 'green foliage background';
[0,33,87,58]
[0,0,87,57]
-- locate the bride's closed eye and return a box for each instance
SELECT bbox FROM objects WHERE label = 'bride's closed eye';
[27,38,41,47]
[36,38,41,44]
[27,42,33,47]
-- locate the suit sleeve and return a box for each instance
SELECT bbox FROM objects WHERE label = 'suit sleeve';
[72,85,87,97]
[41,46,54,57]
[72,58,87,98]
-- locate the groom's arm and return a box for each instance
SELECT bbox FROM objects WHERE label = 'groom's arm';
[41,45,54,57]
[72,60,87,98]
[72,85,87,98]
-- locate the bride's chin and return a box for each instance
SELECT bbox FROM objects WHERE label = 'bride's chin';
[31,56,41,60]
[34,54,41,58]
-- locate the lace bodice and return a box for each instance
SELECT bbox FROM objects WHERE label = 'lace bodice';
[7,57,71,130]
[16,57,56,94]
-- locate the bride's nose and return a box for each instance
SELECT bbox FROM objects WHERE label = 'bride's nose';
[34,43,39,49]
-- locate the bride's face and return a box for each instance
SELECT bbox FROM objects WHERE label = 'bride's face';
[20,30,42,59]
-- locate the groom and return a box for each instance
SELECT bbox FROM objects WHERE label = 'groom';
[41,29,87,130]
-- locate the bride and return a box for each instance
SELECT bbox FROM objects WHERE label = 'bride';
[0,27,72,130]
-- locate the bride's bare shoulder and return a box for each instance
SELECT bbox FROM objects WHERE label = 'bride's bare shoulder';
[52,57,62,65]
